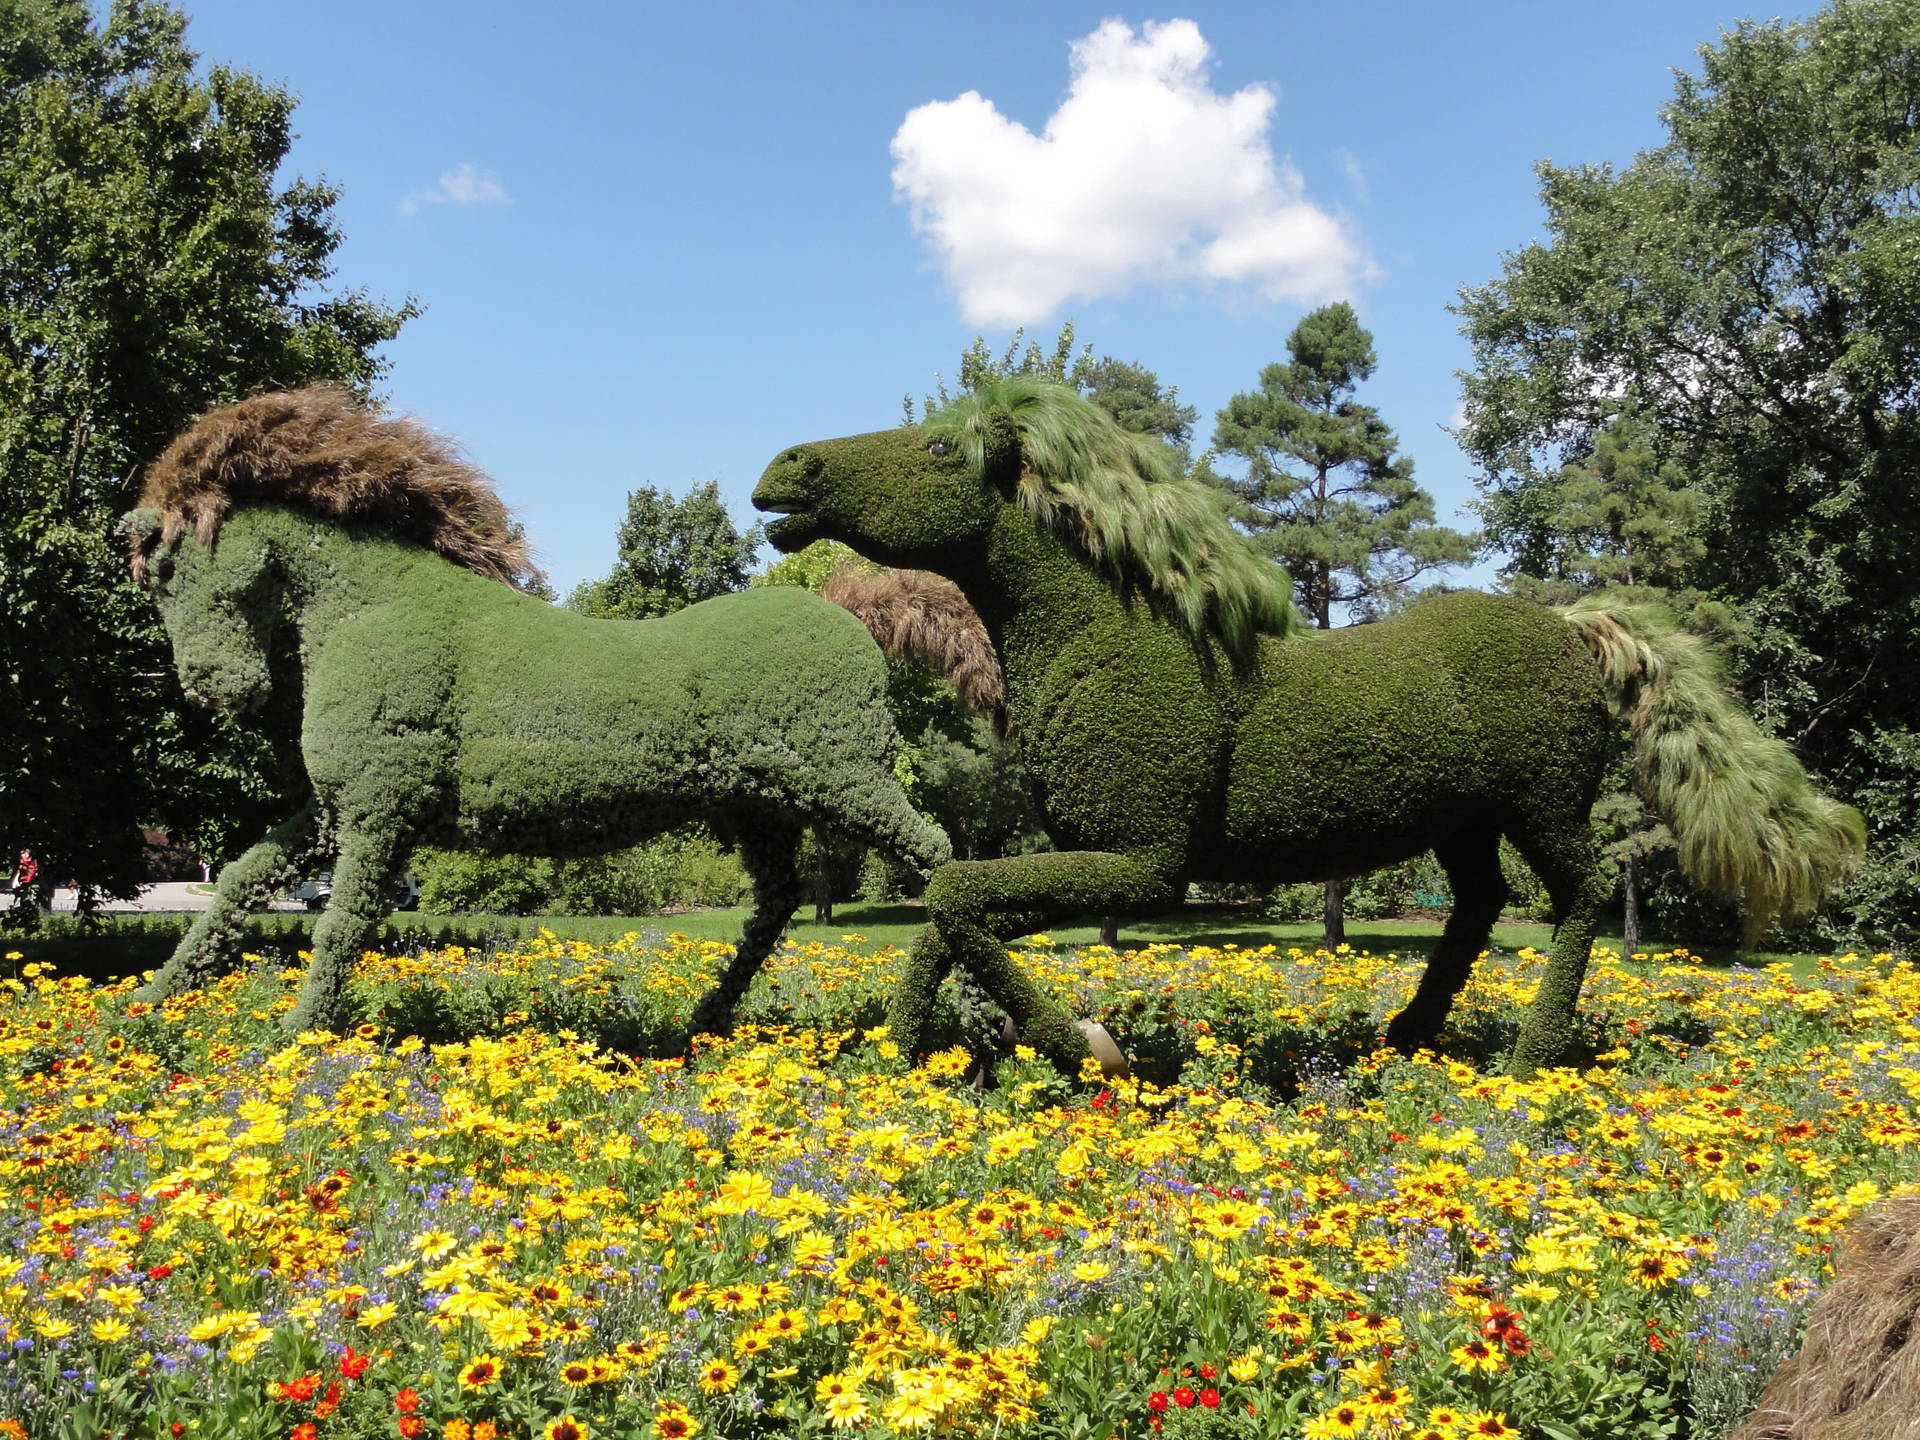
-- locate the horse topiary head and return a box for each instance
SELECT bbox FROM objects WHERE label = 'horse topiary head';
[125,387,538,715]
[123,505,282,715]
[756,378,1297,655]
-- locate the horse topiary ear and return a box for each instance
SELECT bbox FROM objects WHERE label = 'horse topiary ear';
[979,407,1021,492]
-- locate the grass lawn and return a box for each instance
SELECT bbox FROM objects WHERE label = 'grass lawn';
[5,899,1824,985]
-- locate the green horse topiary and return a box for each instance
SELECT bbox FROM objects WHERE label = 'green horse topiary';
[124,389,949,1036]
[756,379,1864,1078]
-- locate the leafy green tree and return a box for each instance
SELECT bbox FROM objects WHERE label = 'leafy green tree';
[0,0,412,919]
[1202,303,1476,629]
[1497,413,1718,950]
[567,479,763,619]
[1455,0,1920,946]
[909,322,1198,452]
[1505,412,1705,603]
[1075,355,1199,458]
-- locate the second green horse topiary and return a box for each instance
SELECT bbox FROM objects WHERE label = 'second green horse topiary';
[757,379,1864,1077]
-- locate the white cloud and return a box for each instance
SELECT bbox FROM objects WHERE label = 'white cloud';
[400,163,510,216]
[890,19,1369,326]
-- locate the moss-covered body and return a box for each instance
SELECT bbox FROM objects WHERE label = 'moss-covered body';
[127,503,949,1035]
[758,382,1858,1077]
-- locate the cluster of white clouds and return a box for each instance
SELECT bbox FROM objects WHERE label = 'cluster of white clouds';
[891,19,1368,326]
[400,163,510,217]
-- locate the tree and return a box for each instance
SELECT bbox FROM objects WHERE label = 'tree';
[1202,303,1476,629]
[0,0,412,920]
[908,322,1199,452]
[1504,412,1705,603]
[1455,0,1920,946]
[567,479,763,619]
[1075,355,1199,459]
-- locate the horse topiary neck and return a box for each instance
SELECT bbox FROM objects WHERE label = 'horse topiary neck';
[979,503,1123,683]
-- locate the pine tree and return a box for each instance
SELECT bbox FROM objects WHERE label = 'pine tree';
[1201,303,1475,628]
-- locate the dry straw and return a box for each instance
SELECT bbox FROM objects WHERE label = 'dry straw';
[1732,1191,1920,1440]
[822,565,1006,725]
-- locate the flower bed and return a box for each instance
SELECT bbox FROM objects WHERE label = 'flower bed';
[2,935,1913,1440]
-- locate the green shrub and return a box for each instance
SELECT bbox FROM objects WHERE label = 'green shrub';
[1500,839,1555,922]
[412,848,555,915]
[414,827,752,918]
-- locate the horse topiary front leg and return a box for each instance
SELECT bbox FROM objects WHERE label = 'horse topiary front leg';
[899,851,1172,1078]
[135,801,324,1005]
[686,821,805,1050]
[286,825,404,1035]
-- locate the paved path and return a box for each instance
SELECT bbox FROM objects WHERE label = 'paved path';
[47,882,308,915]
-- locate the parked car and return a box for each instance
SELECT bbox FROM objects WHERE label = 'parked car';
[288,872,420,912]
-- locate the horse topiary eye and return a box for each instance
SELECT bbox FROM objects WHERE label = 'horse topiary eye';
[927,439,952,458]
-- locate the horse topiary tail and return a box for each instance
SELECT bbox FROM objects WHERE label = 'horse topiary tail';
[1563,595,1865,942]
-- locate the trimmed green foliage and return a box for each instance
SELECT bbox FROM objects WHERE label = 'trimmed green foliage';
[758,384,1856,1079]
[128,434,948,1037]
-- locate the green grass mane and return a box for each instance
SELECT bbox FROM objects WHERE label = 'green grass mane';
[924,379,1300,655]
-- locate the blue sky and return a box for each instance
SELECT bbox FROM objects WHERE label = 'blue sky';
[177,0,1810,597]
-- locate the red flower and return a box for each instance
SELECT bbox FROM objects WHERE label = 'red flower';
[1148,1392,1169,1414]
[1173,1387,1197,1409]
[1199,1388,1221,1410]
[339,1348,372,1379]
[394,1388,421,1414]
[1199,1365,1218,1379]
[398,1418,424,1439]
[1482,1306,1532,1354]
[292,1426,318,1440]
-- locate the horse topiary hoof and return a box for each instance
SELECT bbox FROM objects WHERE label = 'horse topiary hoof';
[1076,1020,1128,1079]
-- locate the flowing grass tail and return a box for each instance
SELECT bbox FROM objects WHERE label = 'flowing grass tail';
[1563,595,1865,942]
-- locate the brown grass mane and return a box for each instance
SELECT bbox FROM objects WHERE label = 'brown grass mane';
[822,565,1006,726]
[133,388,533,588]
[1733,1189,1920,1440]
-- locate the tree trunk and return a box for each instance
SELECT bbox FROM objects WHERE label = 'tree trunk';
[812,834,833,925]
[1323,879,1346,948]
[1622,848,1641,959]
[1098,915,1119,948]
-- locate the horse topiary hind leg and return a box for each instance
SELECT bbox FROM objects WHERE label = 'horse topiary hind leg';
[686,822,805,1050]
[286,824,404,1035]
[1383,836,1506,1055]
[1507,827,1612,1077]
[136,801,324,1005]
[922,851,1174,1078]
